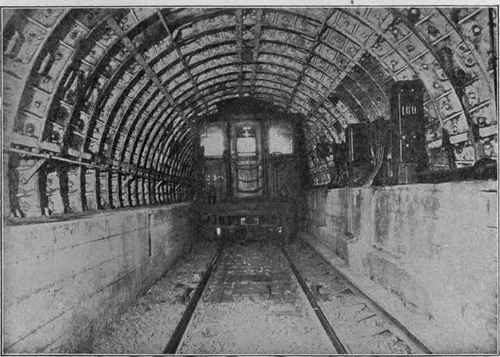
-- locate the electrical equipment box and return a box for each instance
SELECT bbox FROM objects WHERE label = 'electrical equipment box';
[390,80,427,184]
[346,123,372,185]
[346,123,371,164]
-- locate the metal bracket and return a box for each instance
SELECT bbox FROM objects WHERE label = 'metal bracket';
[22,158,48,185]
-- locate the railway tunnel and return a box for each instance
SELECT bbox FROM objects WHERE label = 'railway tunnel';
[1,6,498,354]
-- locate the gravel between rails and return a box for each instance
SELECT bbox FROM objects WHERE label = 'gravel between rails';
[176,241,335,354]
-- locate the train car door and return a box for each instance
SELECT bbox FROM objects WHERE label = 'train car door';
[267,120,297,200]
[230,121,264,198]
[199,123,227,203]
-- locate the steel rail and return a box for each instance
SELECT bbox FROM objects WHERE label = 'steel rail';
[281,245,349,354]
[162,243,225,354]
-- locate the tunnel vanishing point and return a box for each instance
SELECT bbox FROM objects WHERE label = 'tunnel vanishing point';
[1,6,499,355]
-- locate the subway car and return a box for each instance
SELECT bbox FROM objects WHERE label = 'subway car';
[192,99,307,242]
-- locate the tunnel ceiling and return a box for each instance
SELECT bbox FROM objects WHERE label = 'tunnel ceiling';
[2,7,498,217]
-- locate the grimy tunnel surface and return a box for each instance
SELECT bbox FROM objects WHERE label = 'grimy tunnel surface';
[2,6,497,355]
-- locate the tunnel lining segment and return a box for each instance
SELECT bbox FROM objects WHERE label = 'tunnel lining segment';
[2,7,498,219]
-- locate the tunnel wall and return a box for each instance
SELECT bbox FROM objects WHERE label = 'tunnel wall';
[3,202,194,353]
[300,181,497,353]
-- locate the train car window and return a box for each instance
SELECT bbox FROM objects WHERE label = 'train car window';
[201,125,224,157]
[269,123,293,154]
[236,126,257,157]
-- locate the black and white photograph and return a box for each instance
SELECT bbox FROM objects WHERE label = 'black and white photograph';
[1,3,498,355]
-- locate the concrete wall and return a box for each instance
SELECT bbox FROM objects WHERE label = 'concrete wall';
[301,181,497,353]
[3,202,194,353]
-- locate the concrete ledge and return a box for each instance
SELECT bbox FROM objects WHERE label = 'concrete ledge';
[301,180,498,353]
[3,202,194,353]
[5,201,193,226]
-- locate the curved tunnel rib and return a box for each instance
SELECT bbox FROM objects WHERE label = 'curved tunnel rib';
[3,7,497,219]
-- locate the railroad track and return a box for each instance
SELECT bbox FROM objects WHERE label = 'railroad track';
[281,246,348,353]
[163,244,225,353]
[162,239,431,354]
[283,240,433,354]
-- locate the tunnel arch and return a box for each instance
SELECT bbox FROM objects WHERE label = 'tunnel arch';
[2,7,497,218]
